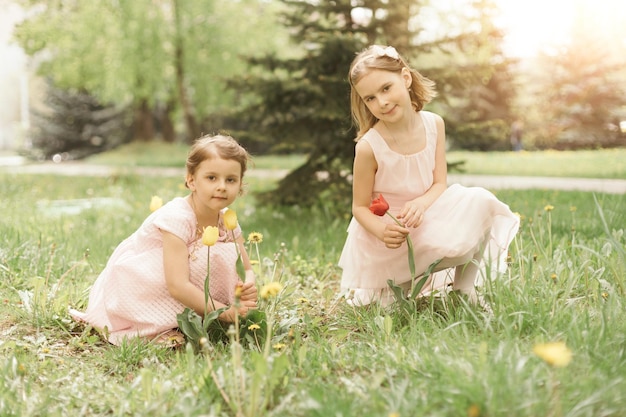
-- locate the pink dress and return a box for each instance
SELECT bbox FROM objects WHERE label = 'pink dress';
[338,111,520,301]
[70,197,241,345]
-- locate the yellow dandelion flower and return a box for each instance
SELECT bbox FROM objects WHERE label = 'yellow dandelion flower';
[272,342,286,350]
[550,273,557,281]
[260,281,283,299]
[569,206,577,212]
[601,292,608,300]
[250,259,259,265]
[533,341,572,368]
[247,232,264,244]
[297,297,310,304]
[149,195,163,212]
[248,323,261,331]
[544,204,554,212]
[467,404,481,417]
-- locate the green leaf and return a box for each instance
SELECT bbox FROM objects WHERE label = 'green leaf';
[236,255,246,282]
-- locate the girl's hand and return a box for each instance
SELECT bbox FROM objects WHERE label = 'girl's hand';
[221,302,256,322]
[238,281,258,303]
[397,201,425,228]
[381,223,409,249]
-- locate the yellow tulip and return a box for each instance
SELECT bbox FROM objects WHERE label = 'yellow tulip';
[201,226,219,246]
[223,208,238,231]
[149,196,163,212]
[533,341,572,368]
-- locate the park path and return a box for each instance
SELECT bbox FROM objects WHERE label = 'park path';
[1,156,625,194]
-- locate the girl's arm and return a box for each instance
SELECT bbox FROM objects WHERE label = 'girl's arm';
[352,140,409,249]
[162,231,252,321]
[397,114,448,228]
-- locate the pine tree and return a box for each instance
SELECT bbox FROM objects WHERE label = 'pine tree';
[29,81,132,160]
[229,0,365,210]
[230,0,514,208]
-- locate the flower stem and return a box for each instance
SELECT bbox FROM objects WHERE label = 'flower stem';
[385,212,416,280]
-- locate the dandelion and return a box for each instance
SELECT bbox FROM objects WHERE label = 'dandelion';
[260,282,283,299]
[544,204,554,212]
[247,232,264,271]
[602,292,608,300]
[550,273,557,282]
[467,404,481,417]
[272,342,286,351]
[248,323,261,331]
[297,297,310,304]
[533,341,572,368]
[149,195,163,212]
[247,232,263,244]
[569,206,577,212]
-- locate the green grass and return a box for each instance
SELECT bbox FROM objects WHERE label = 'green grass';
[86,142,626,179]
[447,148,626,179]
[86,141,308,171]
[1,167,625,416]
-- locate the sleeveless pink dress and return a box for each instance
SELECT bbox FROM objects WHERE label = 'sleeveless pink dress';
[338,111,519,303]
[70,197,241,345]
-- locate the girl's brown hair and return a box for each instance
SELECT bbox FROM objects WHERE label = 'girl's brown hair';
[348,45,437,141]
[185,134,250,189]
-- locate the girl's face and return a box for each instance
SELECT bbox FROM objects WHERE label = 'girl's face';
[354,68,412,122]
[186,157,242,213]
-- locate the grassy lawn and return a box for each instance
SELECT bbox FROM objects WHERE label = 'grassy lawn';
[87,142,626,179]
[1,152,625,416]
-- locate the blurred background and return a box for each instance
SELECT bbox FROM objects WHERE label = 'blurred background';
[1,0,625,203]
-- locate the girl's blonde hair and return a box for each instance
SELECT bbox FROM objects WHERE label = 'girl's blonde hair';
[348,45,437,141]
[185,134,250,189]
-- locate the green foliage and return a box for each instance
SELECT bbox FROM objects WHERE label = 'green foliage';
[28,81,132,160]
[230,0,520,206]
[14,0,288,141]
[515,8,626,150]
[1,169,626,416]
[448,118,510,151]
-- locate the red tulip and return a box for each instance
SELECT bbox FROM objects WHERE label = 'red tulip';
[368,193,416,282]
[369,194,389,216]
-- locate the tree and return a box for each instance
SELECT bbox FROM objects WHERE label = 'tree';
[419,0,517,151]
[29,81,131,160]
[230,0,515,209]
[532,19,626,149]
[512,3,626,150]
[14,0,286,144]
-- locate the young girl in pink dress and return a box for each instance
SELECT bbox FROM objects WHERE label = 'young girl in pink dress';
[339,45,520,307]
[70,135,257,345]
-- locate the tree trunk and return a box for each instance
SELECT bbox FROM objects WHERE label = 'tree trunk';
[172,0,200,142]
[133,99,154,141]
[160,102,176,143]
